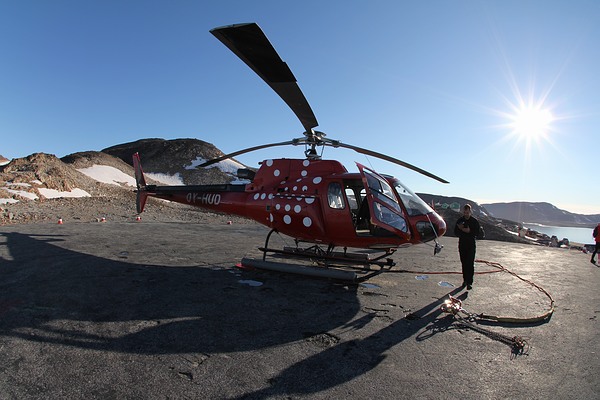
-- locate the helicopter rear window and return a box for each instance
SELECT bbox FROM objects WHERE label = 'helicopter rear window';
[327,182,345,209]
[345,188,358,209]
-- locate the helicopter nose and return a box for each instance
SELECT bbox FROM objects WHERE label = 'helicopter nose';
[434,212,447,236]
[414,212,446,242]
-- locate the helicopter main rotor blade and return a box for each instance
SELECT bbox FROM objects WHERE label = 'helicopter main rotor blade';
[197,139,301,168]
[327,141,449,184]
[210,23,319,133]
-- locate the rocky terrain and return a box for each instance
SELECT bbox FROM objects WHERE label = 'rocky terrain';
[0,143,251,226]
[0,188,251,226]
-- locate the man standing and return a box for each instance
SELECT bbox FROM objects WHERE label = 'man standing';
[454,204,481,290]
[591,223,600,264]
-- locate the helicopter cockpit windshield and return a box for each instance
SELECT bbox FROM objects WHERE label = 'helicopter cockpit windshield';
[391,179,435,216]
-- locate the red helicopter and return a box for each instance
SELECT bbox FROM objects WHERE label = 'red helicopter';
[133,23,448,281]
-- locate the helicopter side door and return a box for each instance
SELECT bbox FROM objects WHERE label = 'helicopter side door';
[356,163,411,240]
[321,180,361,239]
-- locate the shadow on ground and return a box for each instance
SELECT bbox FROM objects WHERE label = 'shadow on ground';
[0,226,465,397]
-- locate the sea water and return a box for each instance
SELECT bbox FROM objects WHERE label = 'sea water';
[523,223,595,244]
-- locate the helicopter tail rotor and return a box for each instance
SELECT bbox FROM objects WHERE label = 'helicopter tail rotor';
[132,152,149,213]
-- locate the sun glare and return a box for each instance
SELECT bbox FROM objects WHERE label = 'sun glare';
[510,105,553,139]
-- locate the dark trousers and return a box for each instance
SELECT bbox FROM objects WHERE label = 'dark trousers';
[592,242,600,261]
[459,241,476,285]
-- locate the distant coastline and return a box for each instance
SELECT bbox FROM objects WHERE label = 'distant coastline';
[522,223,594,245]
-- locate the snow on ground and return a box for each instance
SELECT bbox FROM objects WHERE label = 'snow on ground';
[146,172,184,185]
[1,185,91,204]
[0,198,18,205]
[38,188,91,199]
[1,164,125,204]
[77,165,136,187]
[2,183,42,204]
[506,228,538,242]
[7,182,32,187]
[78,164,184,186]
[6,189,38,200]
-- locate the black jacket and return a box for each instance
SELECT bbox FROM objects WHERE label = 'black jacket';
[454,216,481,244]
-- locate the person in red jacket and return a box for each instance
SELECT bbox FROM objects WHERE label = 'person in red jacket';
[591,223,600,264]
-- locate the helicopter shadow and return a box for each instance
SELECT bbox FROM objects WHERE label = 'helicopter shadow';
[0,228,466,397]
[0,229,362,355]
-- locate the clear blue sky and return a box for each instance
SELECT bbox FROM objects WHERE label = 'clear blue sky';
[1,1,599,214]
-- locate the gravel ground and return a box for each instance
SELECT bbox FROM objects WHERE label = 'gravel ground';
[1,190,252,226]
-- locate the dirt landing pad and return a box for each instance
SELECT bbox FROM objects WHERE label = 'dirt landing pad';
[1,222,598,399]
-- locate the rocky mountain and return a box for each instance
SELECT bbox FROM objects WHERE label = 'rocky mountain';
[481,202,600,228]
[0,154,9,166]
[417,193,599,228]
[103,138,249,185]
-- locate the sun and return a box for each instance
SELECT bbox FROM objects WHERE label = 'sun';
[509,105,554,139]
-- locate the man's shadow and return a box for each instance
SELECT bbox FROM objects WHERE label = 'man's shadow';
[237,287,465,399]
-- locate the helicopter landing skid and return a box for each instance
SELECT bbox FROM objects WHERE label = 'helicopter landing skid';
[240,257,366,282]
[262,246,396,269]
[240,230,397,283]
[241,253,391,283]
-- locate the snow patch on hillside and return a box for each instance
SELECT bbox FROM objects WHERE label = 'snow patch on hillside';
[77,165,136,186]
[146,172,184,185]
[38,188,91,199]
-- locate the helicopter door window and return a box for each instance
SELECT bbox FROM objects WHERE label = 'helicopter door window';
[372,202,408,233]
[357,163,410,239]
[363,170,401,212]
[327,182,345,209]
